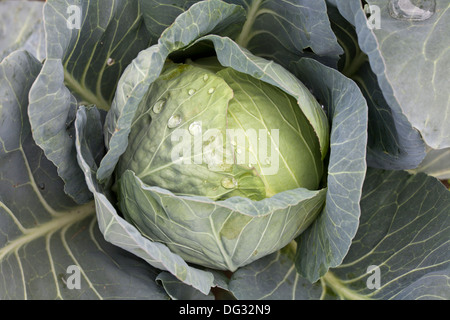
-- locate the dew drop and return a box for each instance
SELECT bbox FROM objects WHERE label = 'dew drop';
[265,158,272,165]
[106,58,115,66]
[388,0,435,21]
[38,183,45,190]
[189,121,202,136]
[188,89,196,96]
[221,177,238,189]
[203,74,209,81]
[208,88,215,94]
[167,114,182,128]
[153,100,166,114]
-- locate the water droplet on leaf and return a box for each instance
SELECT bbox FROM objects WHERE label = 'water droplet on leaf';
[106,58,115,66]
[188,89,196,96]
[203,74,209,81]
[189,122,202,136]
[153,100,166,114]
[208,88,215,94]
[168,114,182,128]
[221,177,238,189]
[389,0,435,21]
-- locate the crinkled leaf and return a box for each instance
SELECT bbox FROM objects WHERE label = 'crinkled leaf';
[27,0,151,203]
[228,0,343,69]
[0,51,167,300]
[293,58,368,282]
[0,1,45,61]
[116,63,323,201]
[327,3,426,170]
[336,0,449,149]
[194,34,330,161]
[75,106,215,295]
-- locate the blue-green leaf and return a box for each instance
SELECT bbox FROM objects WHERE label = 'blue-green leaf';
[228,169,450,300]
[293,58,368,282]
[336,0,449,150]
[0,1,45,61]
[75,106,215,295]
[229,242,323,299]
[329,1,426,170]
[156,272,215,300]
[0,50,167,300]
[228,0,343,69]
[27,0,151,203]
[328,169,450,300]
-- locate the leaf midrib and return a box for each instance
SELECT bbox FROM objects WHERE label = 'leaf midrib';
[64,68,110,110]
[0,201,95,262]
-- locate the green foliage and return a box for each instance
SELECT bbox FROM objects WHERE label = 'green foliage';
[0,0,448,300]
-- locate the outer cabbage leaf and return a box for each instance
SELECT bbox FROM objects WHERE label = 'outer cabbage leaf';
[228,0,343,69]
[75,106,215,295]
[139,0,198,43]
[293,58,368,282]
[0,50,168,300]
[229,242,324,299]
[0,0,45,61]
[156,272,216,300]
[336,0,449,150]
[328,169,450,300]
[326,3,426,170]
[228,169,450,300]
[27,0,151,203]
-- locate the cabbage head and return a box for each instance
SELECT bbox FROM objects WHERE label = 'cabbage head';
[115,58,329,270]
